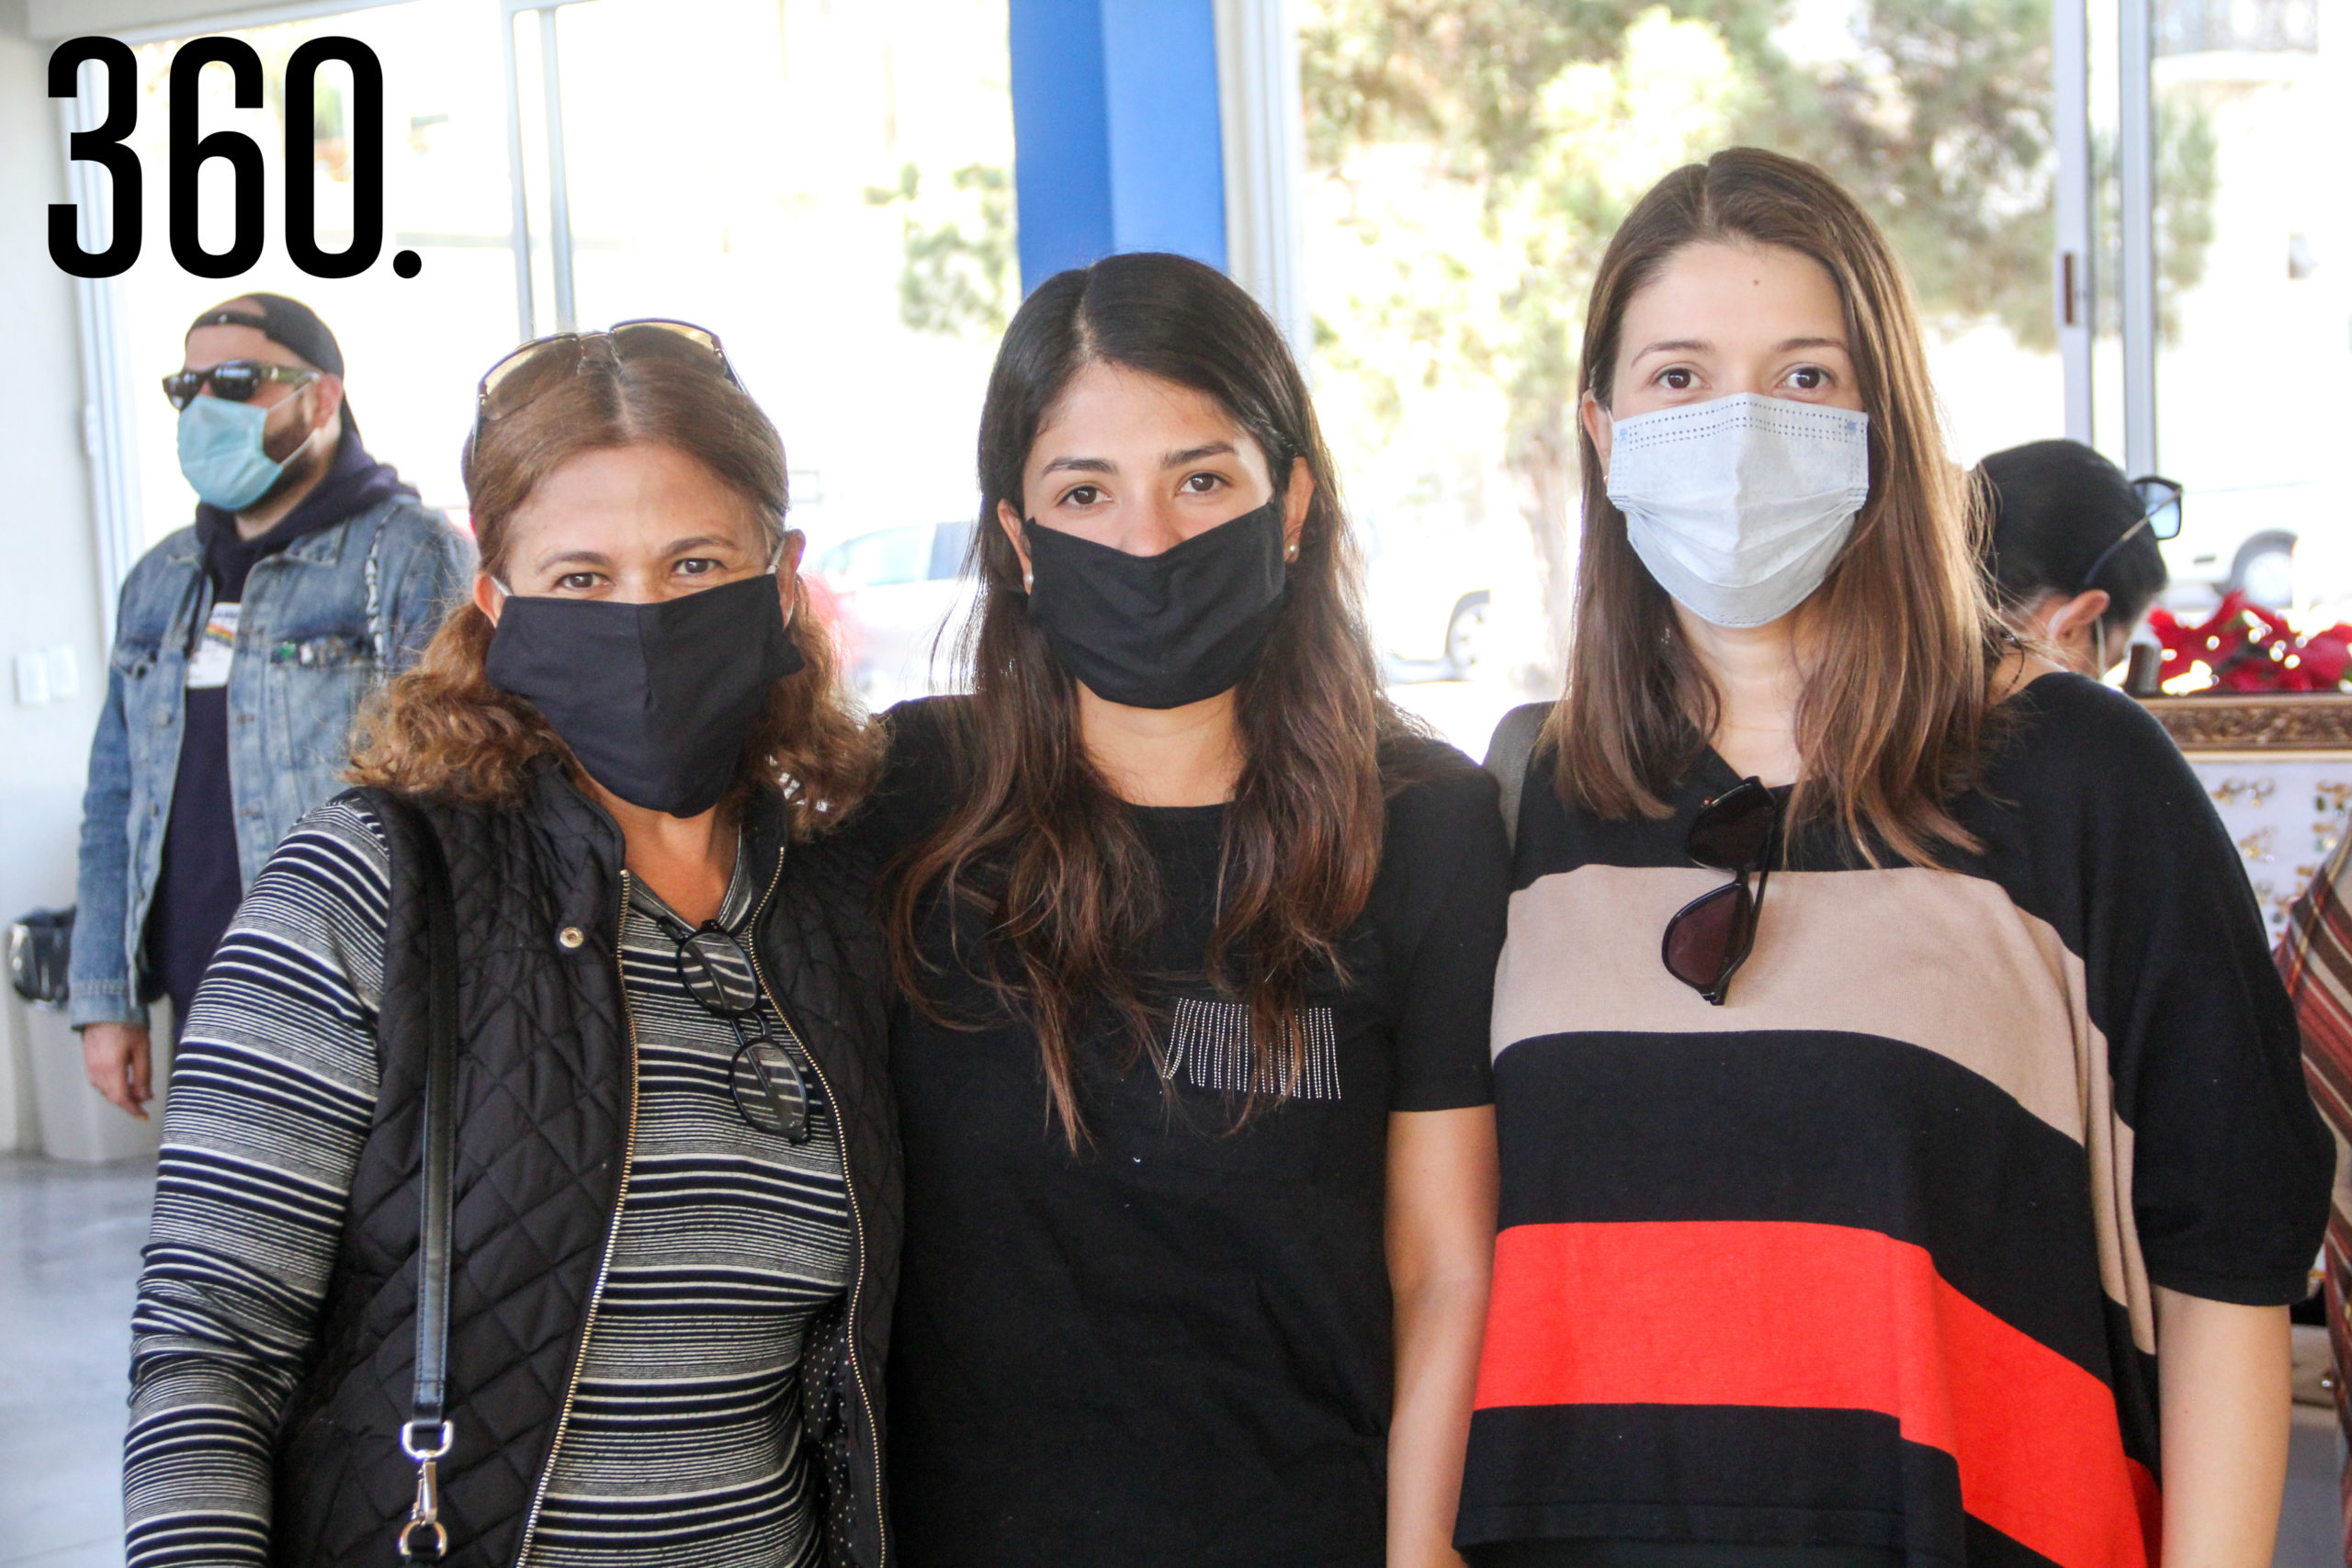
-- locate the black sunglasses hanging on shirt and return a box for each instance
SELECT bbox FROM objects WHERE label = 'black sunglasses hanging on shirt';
[646,906,814,1144]
[1661,777,1782,1006]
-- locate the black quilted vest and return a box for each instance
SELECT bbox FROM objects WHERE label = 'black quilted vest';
[270,762,900,1567]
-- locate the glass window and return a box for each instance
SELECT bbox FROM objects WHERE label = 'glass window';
[826,524,933,588]
[1300,0,2070,753]
[2148,0,2351,615]
[117,0,519,543]
[101,0,1014,609]
[526,0,1014,570]
[928,519,976,581]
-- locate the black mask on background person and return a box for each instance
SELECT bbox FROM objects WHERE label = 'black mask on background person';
[1022,496,1289,709]
[485,572,805,818]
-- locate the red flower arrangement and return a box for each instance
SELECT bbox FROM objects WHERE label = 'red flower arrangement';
[2149,591,2352,694]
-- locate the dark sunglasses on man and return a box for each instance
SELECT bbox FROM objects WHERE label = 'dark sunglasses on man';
[162,361,318,411]
[1662,777,1782,1006]
[462,319,737,474]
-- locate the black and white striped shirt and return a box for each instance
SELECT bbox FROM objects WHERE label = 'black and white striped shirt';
[125,798,853,1567]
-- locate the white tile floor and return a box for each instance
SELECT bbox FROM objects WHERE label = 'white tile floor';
[0,1156,152,1568]
[0,1151,2343,1567]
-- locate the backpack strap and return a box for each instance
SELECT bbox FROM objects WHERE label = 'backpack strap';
[1484,702,1553,853]
[370,792,459,1562]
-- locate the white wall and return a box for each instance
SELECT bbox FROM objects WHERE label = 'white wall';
[0,0,111,1153]
[25,0,412,43]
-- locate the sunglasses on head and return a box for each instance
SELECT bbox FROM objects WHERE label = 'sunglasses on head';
[463,319,737,474]
[163,361,317,411]
[1662,777,1781,1006]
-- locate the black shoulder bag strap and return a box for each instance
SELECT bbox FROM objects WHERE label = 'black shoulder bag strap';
[377,794,460,1562]
[1484,701,1552,853]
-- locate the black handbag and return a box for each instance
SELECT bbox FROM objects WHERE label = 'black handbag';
[374,798,461,1562]
[8,907,74,1009]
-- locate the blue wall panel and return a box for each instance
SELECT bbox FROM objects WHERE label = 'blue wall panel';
[1010,0,1227,291]
[1009,0,1118,286]
[1099,1,1227,267]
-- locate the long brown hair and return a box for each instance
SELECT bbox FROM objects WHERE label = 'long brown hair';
[1552,147,2003,863]
[348,329,873,836]
[891,252,1414,1145]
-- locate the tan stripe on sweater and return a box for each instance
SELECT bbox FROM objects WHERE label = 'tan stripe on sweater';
[1496,863,2154,1352]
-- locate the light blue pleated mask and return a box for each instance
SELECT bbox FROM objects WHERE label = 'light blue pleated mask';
[176,395,286,512]
[1605,393,1871,628]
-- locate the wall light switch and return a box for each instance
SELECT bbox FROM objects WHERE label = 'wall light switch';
[45,644,78,701]
[15,650,51,707]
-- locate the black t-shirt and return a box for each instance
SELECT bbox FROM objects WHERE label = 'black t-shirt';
[857,697,1510,1568]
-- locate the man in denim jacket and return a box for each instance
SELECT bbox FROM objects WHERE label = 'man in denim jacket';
[73,294,473,1117]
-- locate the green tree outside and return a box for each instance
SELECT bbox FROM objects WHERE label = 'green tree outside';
[866,160,1020,340]
[1301,0,2215,676]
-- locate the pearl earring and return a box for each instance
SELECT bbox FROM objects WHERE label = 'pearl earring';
[1023,569,1034,592]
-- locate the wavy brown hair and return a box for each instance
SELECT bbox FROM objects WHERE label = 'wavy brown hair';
[348,328,873,835]
[890,252,1419,1146]
[1550,147,2005,864]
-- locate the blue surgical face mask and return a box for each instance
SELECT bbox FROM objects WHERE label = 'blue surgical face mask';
[176,394,288,512]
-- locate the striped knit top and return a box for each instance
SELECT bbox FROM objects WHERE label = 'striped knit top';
[1457,674,2332,1567]
[2278,826,2352,1553]
[124,798,853,1567]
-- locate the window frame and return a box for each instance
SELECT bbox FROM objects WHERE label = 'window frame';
[2053,0,2162,468]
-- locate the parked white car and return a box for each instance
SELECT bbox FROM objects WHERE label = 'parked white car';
[2158,479,2321,610]
[1361,509,1546,682]
[812,520,977,705]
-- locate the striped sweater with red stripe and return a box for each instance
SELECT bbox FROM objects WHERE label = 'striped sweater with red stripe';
[1463,674,2331,1568]
[2278,830,2352,1566]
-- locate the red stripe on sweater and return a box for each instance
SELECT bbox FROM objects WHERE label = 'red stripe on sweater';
[2284,844,2352,1568]
[1476,1220,2155,1568]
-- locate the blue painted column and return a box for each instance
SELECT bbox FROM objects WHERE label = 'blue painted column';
[1008,0,1229,290]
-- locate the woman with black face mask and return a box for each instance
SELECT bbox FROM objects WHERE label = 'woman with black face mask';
[120,322,899,1568]
[852,253,1509,1567]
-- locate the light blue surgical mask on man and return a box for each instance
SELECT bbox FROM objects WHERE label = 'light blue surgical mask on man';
[176,394,288,512]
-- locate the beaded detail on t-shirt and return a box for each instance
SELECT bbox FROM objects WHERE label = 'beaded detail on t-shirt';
[1162,997,1342,1100]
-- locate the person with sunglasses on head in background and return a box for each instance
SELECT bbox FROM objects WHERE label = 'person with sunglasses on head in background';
[1464,149,2329,1568]
[1979,438,2177,679]
[120,321,899,1568]
[850,253,1507,1567]
[74,293,472,1118]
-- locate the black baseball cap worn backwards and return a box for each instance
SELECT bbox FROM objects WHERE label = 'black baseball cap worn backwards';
[186,292,357,434]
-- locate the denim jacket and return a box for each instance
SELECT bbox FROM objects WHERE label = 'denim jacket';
[70,499,475,1027]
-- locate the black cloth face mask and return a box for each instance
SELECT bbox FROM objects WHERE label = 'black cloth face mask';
[1022,496,1288,709]
[485,572,805,818]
